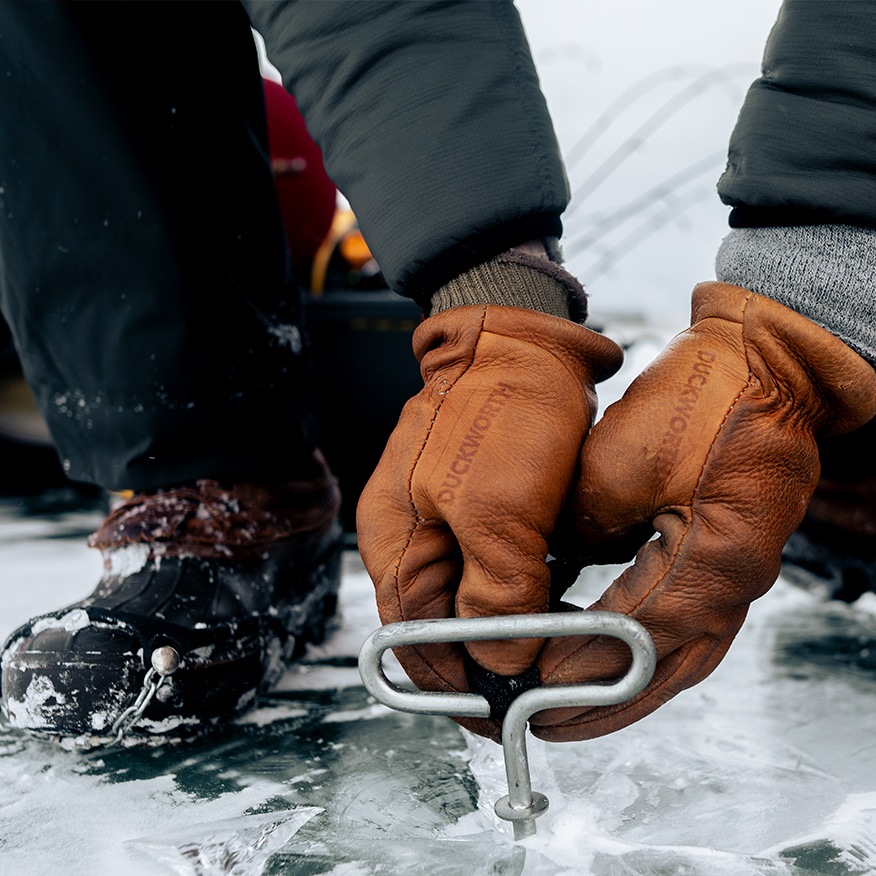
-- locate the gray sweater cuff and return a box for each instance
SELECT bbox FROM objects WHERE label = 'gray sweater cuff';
[715,225,876,365]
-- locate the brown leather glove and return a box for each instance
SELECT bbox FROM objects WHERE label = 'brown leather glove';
[531,282,876,741]
[357,303,623,738]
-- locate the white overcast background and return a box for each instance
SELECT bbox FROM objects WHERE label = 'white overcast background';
[516,0,784,320]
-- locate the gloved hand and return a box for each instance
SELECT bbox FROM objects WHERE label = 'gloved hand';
[357,302,623,739]
[529,281,876,741]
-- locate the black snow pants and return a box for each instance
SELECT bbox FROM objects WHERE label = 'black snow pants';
[0,2,320,492]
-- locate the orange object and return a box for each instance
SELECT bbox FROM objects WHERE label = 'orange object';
[339,229,374,271]
[309,209,358,294]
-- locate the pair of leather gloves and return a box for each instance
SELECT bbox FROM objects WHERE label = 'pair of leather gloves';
[357,258,876,743]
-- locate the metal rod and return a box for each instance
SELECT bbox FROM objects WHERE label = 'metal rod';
[358,611,657,840]
[497,613,655,838]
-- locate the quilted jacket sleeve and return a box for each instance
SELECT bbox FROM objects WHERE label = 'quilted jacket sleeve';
[718,0,876,229]
[242,0,568,303]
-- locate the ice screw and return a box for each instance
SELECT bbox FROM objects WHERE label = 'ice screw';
[358,612,657,840]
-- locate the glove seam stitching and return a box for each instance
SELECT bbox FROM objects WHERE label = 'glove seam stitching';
[548,304,758,688]
[545,374,751,704]
[686,322,754,506]
[642,306,756,619]
[391,306,490,693]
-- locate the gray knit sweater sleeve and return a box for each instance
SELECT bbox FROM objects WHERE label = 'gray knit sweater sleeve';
[715,225,876,365]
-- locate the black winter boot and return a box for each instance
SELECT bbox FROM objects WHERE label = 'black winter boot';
[1,452,343,748]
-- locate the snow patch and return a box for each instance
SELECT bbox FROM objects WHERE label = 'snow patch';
[5,675,65,728]
[134,715,202,734]
[28,608,91,636]
[323,703,391,724]
[321,864,371,876]
[288,768,329,784]
[267,323,303,354]
[853,592,876,616]
[105,543,152,576]
[262,634,286,687]
[233,688,257,715]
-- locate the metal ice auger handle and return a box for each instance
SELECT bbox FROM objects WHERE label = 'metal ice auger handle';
[358,612,657,840]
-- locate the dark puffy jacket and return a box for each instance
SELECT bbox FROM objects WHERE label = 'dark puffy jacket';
[718,0,876,229]
[243,0,568,304]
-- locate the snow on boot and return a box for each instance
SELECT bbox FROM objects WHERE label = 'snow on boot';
[0,453,343,747]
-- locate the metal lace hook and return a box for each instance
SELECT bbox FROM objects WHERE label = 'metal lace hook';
[358,612,656,840]
[108,645,181,745]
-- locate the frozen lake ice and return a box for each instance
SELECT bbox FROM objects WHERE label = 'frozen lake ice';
[3,328,876,876]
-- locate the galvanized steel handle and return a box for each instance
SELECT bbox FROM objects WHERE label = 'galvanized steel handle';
[358,611,657,840]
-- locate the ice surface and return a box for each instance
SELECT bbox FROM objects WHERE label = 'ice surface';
[5,477,876,875]
[127,808,322,876]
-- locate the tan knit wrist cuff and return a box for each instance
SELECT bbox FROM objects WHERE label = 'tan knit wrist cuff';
[428,250,588,323]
